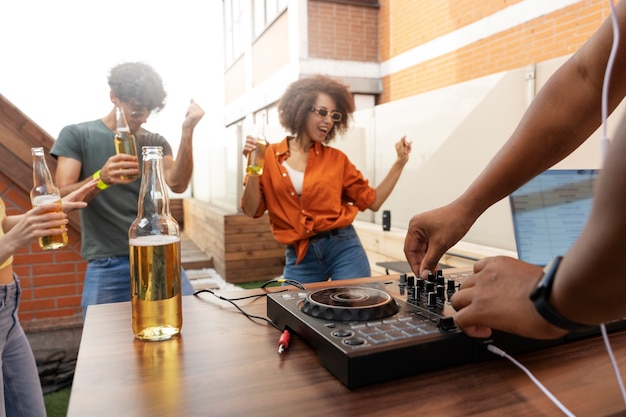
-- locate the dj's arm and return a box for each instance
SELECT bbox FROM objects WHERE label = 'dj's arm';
[406,2,626,278]
[452,113,626,340]
[551,113,626,327]
[454,4,626,224]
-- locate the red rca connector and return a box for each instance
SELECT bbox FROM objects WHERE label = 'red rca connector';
[278,329,291,354]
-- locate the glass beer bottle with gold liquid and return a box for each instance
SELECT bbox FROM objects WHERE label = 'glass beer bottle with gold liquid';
[30,147,68,250]
[129,146,182,341]
[114,106,139,180]
[246,116,268,176]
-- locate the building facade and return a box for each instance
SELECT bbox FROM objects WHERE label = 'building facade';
[216,0,619,256]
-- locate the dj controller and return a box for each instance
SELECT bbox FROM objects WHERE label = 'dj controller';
[266,269,626,388]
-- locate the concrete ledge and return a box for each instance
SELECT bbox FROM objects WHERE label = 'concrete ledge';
[23,316,83,394]
[23,316,83,359]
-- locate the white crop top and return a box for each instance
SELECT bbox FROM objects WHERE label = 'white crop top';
[282,161,304,196]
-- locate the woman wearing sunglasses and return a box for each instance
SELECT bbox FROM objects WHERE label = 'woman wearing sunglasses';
[242,74,411,284]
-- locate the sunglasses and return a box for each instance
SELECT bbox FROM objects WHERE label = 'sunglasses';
[119,101,151,120]
[130,108,151,119]
[309,106,342,122]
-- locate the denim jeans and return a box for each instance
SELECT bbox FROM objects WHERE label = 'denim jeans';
[284,225,371,284]
[82,256,195,320]
[0,276,46,417]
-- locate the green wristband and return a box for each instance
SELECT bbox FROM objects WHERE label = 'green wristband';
[93,170,109,190]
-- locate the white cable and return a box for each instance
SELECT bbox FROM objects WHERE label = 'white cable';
[601,323,626,404]
[600,0,620,162]
[487,344,576,417]
[599,0,626,407]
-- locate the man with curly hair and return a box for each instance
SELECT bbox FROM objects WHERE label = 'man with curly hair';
[242,74,411,283]
[51,62,205,318]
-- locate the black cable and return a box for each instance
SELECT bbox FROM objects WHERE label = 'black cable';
[193,288,281,330]
[259,277,307,290]
[193,279,306,353]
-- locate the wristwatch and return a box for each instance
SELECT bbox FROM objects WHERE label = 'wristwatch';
[530,256,594,331]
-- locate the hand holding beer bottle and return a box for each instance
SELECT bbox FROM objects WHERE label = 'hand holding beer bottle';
[114,106,139,180]
[245,117,268,176]
[5,204,67,250]
[30,147,68,250]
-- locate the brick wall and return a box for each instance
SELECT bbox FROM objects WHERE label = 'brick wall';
[379,0,613,103]
[308,0,379,61]
[0,173,85,324]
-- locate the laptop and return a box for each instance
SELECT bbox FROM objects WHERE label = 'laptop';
[508,169,599,266]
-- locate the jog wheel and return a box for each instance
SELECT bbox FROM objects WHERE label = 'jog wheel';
[300,287,399,321]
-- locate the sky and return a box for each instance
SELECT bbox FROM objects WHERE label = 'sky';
[0,0,224,154]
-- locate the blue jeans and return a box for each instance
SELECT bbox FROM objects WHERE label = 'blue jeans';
[284,225,371,284]
[0,276,46,417]
[82,256,195,320]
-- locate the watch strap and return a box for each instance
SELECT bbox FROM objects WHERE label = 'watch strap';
[531,256,595,331]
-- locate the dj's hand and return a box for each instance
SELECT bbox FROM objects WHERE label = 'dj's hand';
[404,202,475,278]
[450,256,568,340]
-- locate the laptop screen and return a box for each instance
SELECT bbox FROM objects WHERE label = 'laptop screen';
[508,169,598,266]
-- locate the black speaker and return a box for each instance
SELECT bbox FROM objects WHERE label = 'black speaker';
[382,210,391,231]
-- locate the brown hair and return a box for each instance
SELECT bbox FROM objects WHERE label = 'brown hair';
[108,62,167,112]
[278,74,354,143]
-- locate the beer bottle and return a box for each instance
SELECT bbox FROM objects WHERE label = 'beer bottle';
[129,146,182,341]
[246,115,268,176]
[114,106,139,180]
[30,147,68,250]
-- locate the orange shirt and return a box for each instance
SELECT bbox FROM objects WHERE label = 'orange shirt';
[0,199,13,270]
[245,137,376,264]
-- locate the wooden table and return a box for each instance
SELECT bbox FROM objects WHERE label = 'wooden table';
[68,274,626,417]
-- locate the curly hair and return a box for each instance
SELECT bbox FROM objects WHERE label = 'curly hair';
[278,74,355,143]
[107,62,167,112]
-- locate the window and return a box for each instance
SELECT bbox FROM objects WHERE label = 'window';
[224,0,287,66]
[224,0,245,67]
[253,0,287,38]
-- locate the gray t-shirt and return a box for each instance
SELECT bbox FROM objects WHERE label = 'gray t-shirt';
[51,119,172,260]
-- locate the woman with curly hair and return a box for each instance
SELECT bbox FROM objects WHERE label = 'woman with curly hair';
[242,74,411,283]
